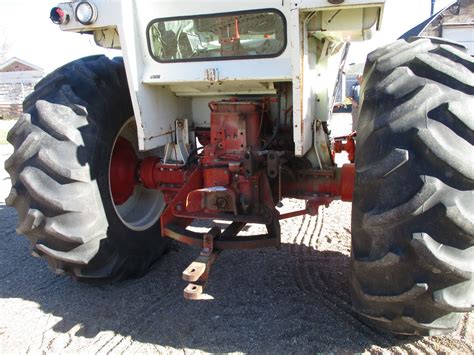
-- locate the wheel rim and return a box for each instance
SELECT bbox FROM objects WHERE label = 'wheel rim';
[109,118,165,231]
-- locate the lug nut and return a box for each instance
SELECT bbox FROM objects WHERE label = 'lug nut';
[216,197,228,209]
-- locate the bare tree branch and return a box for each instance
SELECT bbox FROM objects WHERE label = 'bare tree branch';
[0,27,12,63]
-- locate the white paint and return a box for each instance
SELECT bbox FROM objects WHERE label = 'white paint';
[0,0,455,72]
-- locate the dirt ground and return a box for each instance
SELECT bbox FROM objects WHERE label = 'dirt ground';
[0,117,472,354]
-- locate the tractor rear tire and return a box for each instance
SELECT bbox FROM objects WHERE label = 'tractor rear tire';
[350,38,473,335]
[5,56,169,281]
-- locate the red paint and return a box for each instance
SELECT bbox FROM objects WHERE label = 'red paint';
[333,132,356,163]
[139,156,160,189]
[155,101,269,235]
[140,157,186,189]
[282,165,355,203]
[195,129,211,146]
[340,163,355,202]
[56,8,65,18]
[110,137,138,205]
[139,157,187,203]
[160,168,203,230]
[208,101,262,151]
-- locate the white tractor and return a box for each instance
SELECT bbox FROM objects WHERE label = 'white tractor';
[5,0,473,335]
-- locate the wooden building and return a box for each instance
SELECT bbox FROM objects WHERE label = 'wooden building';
[0,57,44,119]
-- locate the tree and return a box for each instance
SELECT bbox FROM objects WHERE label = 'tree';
[0,27,11,63]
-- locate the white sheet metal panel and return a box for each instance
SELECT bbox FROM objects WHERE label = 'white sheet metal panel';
[56,0,386,153]
[139,0,292,85]
[293,0,385,8]
[291,1,384,157]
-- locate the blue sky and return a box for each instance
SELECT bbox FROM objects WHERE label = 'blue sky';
[0,0,453,72]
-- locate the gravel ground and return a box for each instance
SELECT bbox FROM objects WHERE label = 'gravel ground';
[0,117,472,353]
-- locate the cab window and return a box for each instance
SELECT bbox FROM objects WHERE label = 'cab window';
[147,9,286,62]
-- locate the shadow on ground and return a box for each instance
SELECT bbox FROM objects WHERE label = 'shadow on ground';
[0,204,415,353]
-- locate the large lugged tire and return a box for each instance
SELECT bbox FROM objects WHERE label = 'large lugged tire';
[350,38,474,335]
[5,56,168,280]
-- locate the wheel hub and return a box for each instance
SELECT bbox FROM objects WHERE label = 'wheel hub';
[110,137,138,205]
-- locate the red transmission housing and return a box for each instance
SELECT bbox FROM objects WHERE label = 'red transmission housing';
[142,100,271,229]
[208,101,261,151]
[197,101,266,215]
[140,98,355,236]
[202,100,262,181]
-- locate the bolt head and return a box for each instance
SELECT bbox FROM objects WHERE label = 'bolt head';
[216,197,228,209]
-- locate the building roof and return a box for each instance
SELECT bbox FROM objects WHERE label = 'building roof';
[0,57,44,73]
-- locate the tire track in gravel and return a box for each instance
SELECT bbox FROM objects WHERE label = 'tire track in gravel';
[285,203,393,346]
[288,206,348,300]
[284,200,474,353]
[287,206,349,305]
[96,334,129,355]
